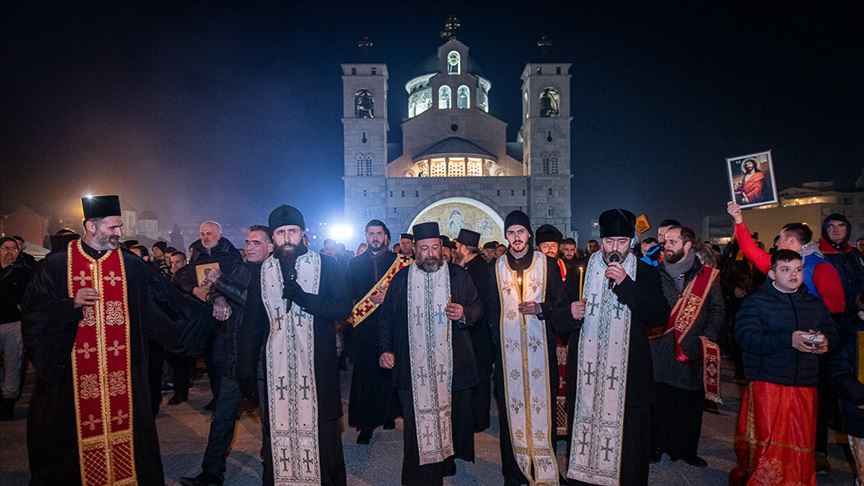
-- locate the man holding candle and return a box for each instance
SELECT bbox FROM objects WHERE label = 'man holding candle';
[487,210,574,486]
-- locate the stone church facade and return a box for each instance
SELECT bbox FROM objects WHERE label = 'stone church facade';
[342,34,572,244]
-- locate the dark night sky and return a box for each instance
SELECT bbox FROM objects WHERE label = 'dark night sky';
[2,1,862,240]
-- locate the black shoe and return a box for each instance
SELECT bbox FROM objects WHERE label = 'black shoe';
[0,398,14,421]
[682,455,708,468]
[383,420,396,430]
[815,452,831,474]
[167,394,188,405]
[178,471,223,486]
[203,399,216,411]
[648,448,662,464]
[356,429,373,444]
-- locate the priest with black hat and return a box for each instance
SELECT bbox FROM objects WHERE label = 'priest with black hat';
[21,195,211,485]
[488,210,575,486]
[378,221,483,485]
[454,228,496,432]
[398,232,415,258]
[258,204,351,485]
[565,209,670,486]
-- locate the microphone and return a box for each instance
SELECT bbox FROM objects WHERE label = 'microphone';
[608,253,620,289]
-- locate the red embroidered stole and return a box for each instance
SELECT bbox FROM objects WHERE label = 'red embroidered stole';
[347,254,412,327]
[555,258,569,436]
[68,240,137,485]
[662,264,723,402]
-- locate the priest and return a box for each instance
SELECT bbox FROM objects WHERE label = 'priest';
[378,222,483,486]
[488,210,574,486]
[566,209,670,486]
[259,204,352,485]
[21,195,210,486]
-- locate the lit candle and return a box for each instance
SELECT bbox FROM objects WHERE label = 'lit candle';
[578,266,585,301]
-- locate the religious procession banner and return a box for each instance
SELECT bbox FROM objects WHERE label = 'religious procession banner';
[261,252,322,485]
[497,252,559,486]
[68,239,137,486]
[567,251,636,486]
[348,254,412,327]
[726,150,778,209]
[407,263,454,465]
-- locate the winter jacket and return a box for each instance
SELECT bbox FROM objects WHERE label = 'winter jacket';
[736,280,838,387]
[827,317,864,437]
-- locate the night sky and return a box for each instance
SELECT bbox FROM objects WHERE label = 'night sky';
[2,2,861,241]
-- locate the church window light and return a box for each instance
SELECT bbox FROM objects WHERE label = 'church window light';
[457,86,470,109]
[550,152,559,175]
[467,158,482,176]
[539,88,560,117]
[408,88,433,118]
[355,89,374,118]
[478,90,488,112]
[448,157,465,177]
[438,86,452,109]
[430,158,446,177]
[447,51,460,75]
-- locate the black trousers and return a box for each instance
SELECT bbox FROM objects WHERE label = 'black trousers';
[569,405,650,486]
[398,387,473,486]
[471,364,493,432]
[650,382,704,460]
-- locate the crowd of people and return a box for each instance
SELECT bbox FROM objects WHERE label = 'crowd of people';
[0,194,862,486]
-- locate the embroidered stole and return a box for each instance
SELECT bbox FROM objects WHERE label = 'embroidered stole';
[348,254,412,327]
[68,239,136,486]
[497,252,558,486]
[567,251,636,486]
[555,258,569,437]
[261,252,321,485]
[407,263,454,465]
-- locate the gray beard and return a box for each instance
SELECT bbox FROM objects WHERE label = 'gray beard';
[418,258,442,273]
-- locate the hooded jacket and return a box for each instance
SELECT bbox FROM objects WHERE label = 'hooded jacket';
[820,213,864,323]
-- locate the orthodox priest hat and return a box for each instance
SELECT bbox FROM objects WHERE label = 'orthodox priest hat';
[457,229,481,248]
[598,209,636,238]
[50,228,79,251]
[81,195,121,220]
[440,236,456,249]
[504,210,532,234]
[400,233,414,241]
[268,204,305,232]
[535,224,563,245]
[412,222,440,241]
[483,241,499,250]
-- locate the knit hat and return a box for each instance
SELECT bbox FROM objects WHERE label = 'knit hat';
[599,209,636,238]
[535,224,563,245]
[268,205,305,232]
[504,210,532,234]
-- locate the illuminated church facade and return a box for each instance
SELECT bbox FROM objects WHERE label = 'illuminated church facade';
[342,27,572,244]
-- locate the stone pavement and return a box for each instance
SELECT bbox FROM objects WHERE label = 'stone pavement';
[0,361,857,485]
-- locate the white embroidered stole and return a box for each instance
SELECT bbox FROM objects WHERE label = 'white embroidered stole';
[407,262,454,465]
[496,252,558,486]
[567,251,636,485]
[261,252,321,485]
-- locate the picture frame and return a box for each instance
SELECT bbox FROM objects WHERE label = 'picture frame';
[195,262,220,286]
[726,150,778,209]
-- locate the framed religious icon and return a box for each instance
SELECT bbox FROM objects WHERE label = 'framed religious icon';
[195,262,220,286]
[726,150,778,209]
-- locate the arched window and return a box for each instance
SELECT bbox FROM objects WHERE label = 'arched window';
[539,88,560,117]
[457,85,470,109]
[541,152,551,175]
[356,153,365,176]
[447,51,460,75]
[364,153,373,176]
[550,152,559,175]
[438,86,452,109]
[354,89,374,118]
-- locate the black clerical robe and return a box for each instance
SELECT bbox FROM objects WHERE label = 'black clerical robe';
[21,244,209,486]
[378,263,483,485]
[346,249,399,431]
[487,251,576,484]
[462,254,495,432]
[258,253,352,486]
[566,259,671,486]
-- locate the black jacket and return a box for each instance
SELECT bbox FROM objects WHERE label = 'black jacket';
[827,318,864,437]
[651,257,725,391]
[378,263,483,391]
[177,237,243,291]
[463,254,495,370]
[736,281,838,387]
[0,262,31,324]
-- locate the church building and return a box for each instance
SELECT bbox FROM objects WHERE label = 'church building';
[343,20,572,243]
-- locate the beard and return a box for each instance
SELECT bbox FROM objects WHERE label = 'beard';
[274,240,307,260]
[418,256,442,273]
[93,232,120,250]
[367,239,385,253]
[602,249,626,264]
[663,247,685,264]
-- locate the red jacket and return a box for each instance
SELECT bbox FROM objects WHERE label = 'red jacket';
[734,222,845,314]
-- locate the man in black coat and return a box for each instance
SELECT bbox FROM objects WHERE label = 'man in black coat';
[649,225,725,467]
[378,222,483,486]
[345,219,401,444]
[454,228,495,432]
[567,209,670,486]
[179,225,274,486]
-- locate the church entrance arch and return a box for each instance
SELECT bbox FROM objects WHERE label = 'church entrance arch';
[408,197,505,244]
